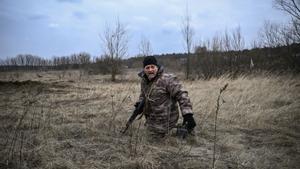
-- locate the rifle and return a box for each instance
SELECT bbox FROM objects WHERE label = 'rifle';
[121,99,145,134]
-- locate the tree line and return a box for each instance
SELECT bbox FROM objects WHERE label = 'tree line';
[126,43,300,79]
[179,0,300,79]
[0,52,92,71]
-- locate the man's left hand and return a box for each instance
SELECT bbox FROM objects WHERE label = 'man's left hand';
[183,114,196,133]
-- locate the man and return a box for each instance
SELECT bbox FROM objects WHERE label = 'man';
[136,56,196,138]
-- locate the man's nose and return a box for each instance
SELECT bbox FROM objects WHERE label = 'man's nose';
[149,67,154,71]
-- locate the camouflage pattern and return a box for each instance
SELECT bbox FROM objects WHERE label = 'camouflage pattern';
[138,66,193,135]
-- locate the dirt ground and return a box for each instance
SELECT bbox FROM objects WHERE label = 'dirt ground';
[0,70,299,169]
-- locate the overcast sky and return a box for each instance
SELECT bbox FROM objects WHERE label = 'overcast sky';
[0,0,290,59]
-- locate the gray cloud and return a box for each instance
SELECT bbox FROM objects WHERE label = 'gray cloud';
[57,0,82,3]
[0,0,291,59]
[28,14,49,21]
[73,11,86,20]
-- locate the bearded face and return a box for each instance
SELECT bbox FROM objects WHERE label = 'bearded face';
[144,64,158,80]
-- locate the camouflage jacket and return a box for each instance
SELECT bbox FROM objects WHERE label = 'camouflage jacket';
[138,67,193,134]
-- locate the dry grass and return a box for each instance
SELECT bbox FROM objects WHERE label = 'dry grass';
[0,70,299,169]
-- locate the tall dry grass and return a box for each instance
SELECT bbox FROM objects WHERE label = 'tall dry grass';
[0,70,299,169]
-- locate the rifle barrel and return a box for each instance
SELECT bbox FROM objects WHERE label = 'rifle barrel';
[121,99,145,134]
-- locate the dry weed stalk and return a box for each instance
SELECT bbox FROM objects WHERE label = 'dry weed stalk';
[127,119,143,158]
[6,94,37,168]
[133,120,141,157]
[212,83,228,169]
[109,88,132,133]
[19,131,24,167]
[108,94,115,132]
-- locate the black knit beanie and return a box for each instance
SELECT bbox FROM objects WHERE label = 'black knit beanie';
[143,56,158,67]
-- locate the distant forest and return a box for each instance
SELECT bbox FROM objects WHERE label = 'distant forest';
[127,43,300,79]
[1,43,299,79]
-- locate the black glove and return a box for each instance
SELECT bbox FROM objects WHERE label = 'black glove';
[183,114,196,133]
[134,101,141,108]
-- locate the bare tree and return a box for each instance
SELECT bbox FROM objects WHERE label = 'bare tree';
[223,29,231,52]
[78,52,91,65]
[280,23,295,45]
[231,26,245,51]
[181,3,194,79]
[274,0,300,20]
[138,35,153,57]
[194,41,208,54]
[274,0,300,42]
[291,18,300,41]
[251,39,263,49]
[259,20,284,47]
[101,18,128,81]
[212,33,223,52]
[205,39,211,51]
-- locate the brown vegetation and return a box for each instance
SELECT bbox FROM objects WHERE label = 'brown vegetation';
[0,70,299,169]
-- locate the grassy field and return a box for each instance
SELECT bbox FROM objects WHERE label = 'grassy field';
[0,70,299,169]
